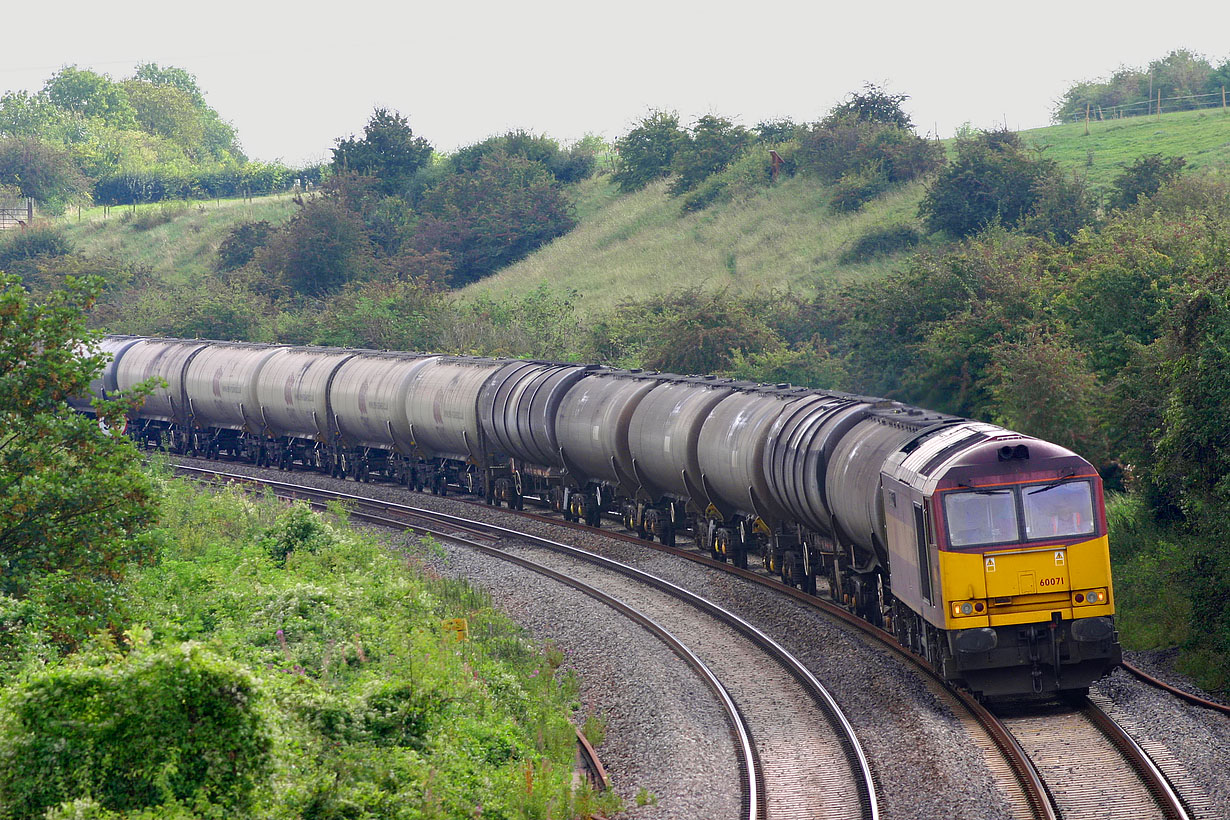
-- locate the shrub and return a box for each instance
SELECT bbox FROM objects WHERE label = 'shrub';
[613,110,683,192]
[216,219,272,271]
[0,223,71,269]
[0,643,272,817]
[839,223,922,264]
[829,168,890,213]
[1106,153,1187,211]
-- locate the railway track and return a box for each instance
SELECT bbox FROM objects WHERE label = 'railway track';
[995,693,1197,820]
[175,462,1211,820]
[179,465,879,820]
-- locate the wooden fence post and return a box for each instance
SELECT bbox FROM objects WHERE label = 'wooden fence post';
[1157,90,1162,121]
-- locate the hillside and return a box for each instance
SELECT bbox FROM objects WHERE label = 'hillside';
[36,106,1230,307]
[462,108,1230,311]
[460,174,928,313]
[59,195,298,284]
[1021,106,1230,187]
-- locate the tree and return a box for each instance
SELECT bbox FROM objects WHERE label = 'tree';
[0,91,67,139]
[0,274,156,644]
[256,198,376,295]
[1106,153,1186,211]
[613,110,683,192]
[332,108,433,196]
[669,115,752,195]
[449,130,595,184]
[413,151,575,286]
[0,137,91,214]
[42,66,136,128]
[122,81,206,155]
[131,63,206,105]
[822,83,914,129]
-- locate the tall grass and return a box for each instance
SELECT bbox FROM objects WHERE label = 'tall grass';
[460,175,930,315]
[57,194,299,285]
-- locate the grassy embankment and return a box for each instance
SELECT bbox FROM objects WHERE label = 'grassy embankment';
[59,195,299,285]
[463,106,1230,312]
[47,107,1230,310]
[0,470,616,818]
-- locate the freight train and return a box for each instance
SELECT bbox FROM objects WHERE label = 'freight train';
[82,335,1122,697]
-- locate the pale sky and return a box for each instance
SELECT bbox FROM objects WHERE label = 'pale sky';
[5,1,1230,166]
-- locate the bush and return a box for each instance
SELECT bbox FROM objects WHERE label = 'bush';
[0,643,272,817]
[1106,153,1187,211]
[613,110,683,192]
[838,223,922,264]
[829,168,891,213]
[919,128,1055,238]
[216,220,272,271]
[798,116,941,185]
[0,223,72,269]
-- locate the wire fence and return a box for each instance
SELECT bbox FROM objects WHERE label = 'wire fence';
[1057,88,1230,124]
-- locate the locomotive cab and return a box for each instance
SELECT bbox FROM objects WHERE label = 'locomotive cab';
[883,429,1121,698]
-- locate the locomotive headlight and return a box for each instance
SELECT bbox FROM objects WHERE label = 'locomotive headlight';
[951,600,980,617]
[1074,588,1107,606]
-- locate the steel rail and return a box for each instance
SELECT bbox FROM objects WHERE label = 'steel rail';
[1121,661,1230,714]
[1078,696,1193,820]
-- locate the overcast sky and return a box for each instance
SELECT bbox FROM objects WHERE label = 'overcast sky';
[5,1,1230,166]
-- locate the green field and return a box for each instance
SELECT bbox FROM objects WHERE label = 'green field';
[1021,105,1230,187]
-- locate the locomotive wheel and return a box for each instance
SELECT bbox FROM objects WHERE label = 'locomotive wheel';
[586,507,601,528]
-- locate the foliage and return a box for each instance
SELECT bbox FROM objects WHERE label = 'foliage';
[798,115,940,185]
[919,128,1081,239]
[0,223,72,270]
[0,137,91,214]
[0,643,272,817]
[668,115,753,195]
[829,167,891,213]
[42,66,136,128]
[450,130,595,184]
[595,288,783,375]
[108,481,615,818]
[612,110,684,192]
[310,273,451,351]
[257,197,376,295]
[332,108,434,197]
[215,220,273,271]
[838,223,921,264]
[1106,153,1186,211]
[1054,49,1229,121]
[822,83,914,129]
[0,274,156,653]
[413,150,575,287]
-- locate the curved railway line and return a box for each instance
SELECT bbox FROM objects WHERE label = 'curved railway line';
[175,462,1213,820]
[178,465,879,820]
